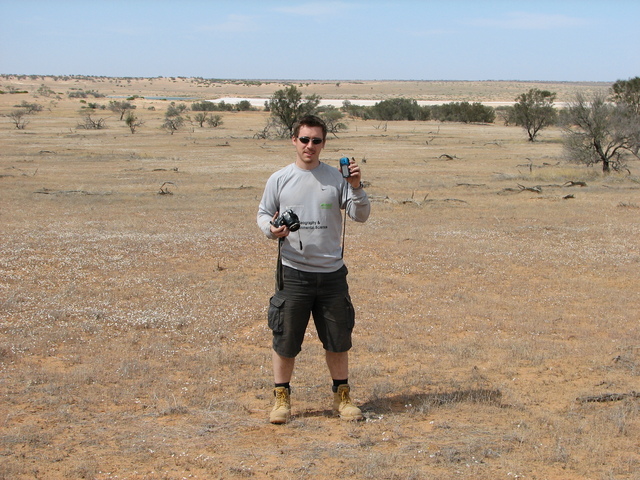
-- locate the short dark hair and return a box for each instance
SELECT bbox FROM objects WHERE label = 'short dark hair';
[293,115,327,141]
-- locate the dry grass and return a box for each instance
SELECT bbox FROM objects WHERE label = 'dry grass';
[1,76,639,479]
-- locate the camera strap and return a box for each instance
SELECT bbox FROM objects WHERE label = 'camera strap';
[341,210,347,259]
[276,238,284,291]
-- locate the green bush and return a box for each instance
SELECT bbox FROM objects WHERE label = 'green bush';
[68,89,105,99]
[344,98,494,123]
[430,102,495,123]
[191,100,254,112]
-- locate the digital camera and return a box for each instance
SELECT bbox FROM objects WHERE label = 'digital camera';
[271,209,300,232]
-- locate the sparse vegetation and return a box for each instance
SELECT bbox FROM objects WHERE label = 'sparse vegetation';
[429,101,496,123]
[189,111,223,128]
[369,97,426,121]
[7,109,29,129]
[68,88,105,98]
[266,84,321,137]
[512,88,558,141]
[162,101,186,134]
[108,100,136,120]
[0,76,637,480]
[36,84,56,97]
[563,91,639,173]
[124,110,143,133]
[611,76,640,115]
[192,100,255,112]
[77,113,106,129]
[205,113,223,127]
[16,100,44,114]
[317,105,347,136]
[344,98,495,123]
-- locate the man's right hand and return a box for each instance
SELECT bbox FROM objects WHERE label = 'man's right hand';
[270,212,290,238]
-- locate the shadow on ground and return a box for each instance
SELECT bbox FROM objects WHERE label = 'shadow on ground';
[295,388,504,420]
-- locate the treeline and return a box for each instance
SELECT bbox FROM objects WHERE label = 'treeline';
[342,98,495,123]
[191,100,257,112]
[198,95,496,123]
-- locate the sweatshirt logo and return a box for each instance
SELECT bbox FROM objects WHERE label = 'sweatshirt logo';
[320,203,332,209]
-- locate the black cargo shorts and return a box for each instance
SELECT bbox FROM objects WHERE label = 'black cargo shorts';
[268,265,355,358]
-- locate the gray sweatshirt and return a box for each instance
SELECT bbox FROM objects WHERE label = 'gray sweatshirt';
[257,162,370,273]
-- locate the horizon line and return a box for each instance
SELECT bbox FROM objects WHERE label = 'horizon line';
[0,73,616,84]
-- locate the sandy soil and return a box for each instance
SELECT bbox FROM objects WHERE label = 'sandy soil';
[0,76,638,480]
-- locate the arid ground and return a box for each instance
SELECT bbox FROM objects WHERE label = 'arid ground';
[1,76,638,479]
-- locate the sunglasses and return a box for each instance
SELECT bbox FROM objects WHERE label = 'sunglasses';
[298,136,323,145]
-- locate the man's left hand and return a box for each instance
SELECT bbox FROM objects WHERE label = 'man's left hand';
[345,158,362,188]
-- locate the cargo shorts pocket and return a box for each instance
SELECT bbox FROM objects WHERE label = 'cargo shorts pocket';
[344,296,356,330]
[268,295,286,334]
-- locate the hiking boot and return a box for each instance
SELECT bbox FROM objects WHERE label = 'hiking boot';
[333,384,364,421]
[270,386,291,424]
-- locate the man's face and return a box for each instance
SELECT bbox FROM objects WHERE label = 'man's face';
[292,125,325,169]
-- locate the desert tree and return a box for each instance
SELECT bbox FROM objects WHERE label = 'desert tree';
[372,98,425,121]
[189,112,223,128]
[266,85,320,137]
[191,112,209,127]
[8,109,29,129]
[125,111,143,133]
[206,114,223,128]
[513,88,557,141]
[495,105,516,125]
[108,100,136,120]
[17,101,44,114]
[7,101,44,129]
[78,113,106,129]
[562,91,640,174]
[342,100,376,120]
[610,76,640,156]
[36,84,56,97]
[162,101,186,134]
[166,102,187,117]
[236,99,255,111]
[317,106,347,137]
[253,116,287,139]
[162,116,184,135]
[429,101,494,123]
[610,76,640,115]
[191,101,218,112]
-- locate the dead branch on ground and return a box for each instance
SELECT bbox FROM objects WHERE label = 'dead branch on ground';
[426,126,440,145]
[34,188,110,195]
[159,182,175,195]
[499,181,588,195]
[399,191,468,206]
[577,392,639,403]
[518,184,542,193]
[401,191,429,205]
[498,184,542,195]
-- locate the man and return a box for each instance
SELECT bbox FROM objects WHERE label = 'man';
[257,115,370,424]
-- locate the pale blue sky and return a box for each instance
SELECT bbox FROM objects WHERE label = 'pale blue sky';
[1,0,638,81]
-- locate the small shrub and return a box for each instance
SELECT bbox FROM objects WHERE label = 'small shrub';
[77,114,106,129]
